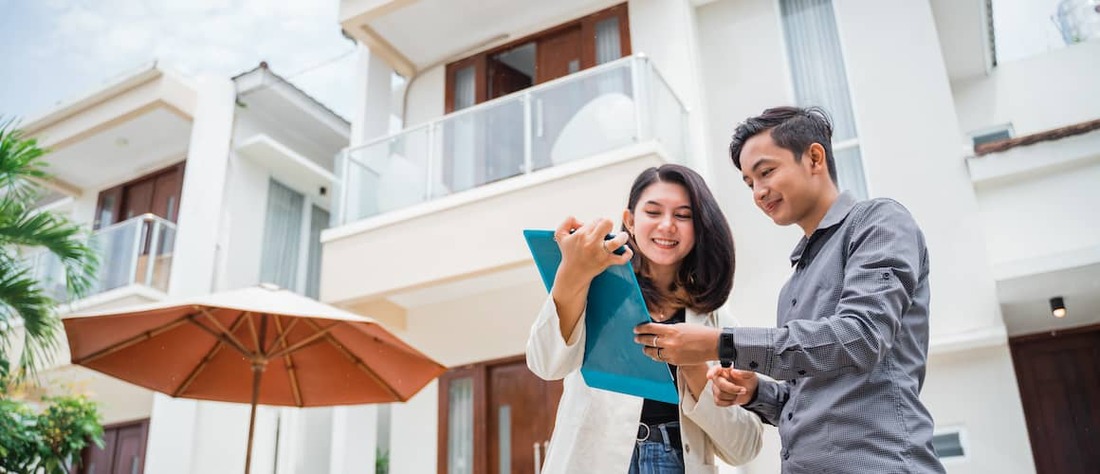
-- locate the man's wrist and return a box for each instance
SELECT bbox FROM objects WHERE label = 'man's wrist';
[718,327,737,367]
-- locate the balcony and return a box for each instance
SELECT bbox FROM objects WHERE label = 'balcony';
[28,214,177,308]
[335,54,685,225]
[322,55,685,307]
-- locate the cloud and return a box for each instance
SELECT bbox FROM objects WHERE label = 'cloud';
[4,0,354,118]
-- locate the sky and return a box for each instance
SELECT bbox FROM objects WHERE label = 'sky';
[0,0,1080,124]
[0,0,358,122]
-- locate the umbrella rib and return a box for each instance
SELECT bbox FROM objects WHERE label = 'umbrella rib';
[246,311,261,354]
[196,308,254,357]
[272,316,303,407]
[173,313,249,397]
[74,316,191,365]
[266,323,340,360]
[302,319,405,401]
[188,314,255,358]
[269,317,301,354]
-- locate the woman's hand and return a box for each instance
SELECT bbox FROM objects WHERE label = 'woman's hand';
[550,216,633,342]
[553,216,633,284]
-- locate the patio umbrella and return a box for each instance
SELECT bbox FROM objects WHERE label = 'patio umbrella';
[62,284,445,474]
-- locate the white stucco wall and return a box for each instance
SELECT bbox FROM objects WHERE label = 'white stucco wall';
[974,157,1100,269]
[953,40,1100,137]
[833,0,1002,335]
[402,64,445,129]
[924,345,1036,473]
[694,1,1030,472]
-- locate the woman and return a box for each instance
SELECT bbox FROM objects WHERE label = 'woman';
[526,164,762,473]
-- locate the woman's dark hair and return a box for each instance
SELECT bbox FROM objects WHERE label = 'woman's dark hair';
[624,164,734,314]
[728,106,838,184]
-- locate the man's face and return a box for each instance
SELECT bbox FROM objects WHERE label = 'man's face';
[739,132,818,227]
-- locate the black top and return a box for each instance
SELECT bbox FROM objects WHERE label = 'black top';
[639,308,686,425]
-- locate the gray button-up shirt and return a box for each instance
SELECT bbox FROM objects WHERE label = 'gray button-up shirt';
[735,192,945,473]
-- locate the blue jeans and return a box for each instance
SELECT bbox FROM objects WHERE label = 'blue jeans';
[628,423,684,474]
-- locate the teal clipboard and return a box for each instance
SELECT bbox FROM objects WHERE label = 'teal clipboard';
[523,229,678,404]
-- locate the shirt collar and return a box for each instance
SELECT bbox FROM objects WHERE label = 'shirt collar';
[788,191,859,265]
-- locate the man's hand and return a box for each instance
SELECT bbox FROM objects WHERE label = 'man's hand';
[707,366,759,407]
[633,323,720,366]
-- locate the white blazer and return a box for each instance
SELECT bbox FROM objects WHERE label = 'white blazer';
[526,297,763,473]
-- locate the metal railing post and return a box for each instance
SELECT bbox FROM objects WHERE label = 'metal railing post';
[523,94,533,174]
[334,150,349,225]
[630,55,649,142]
[126,217,144,286]
[425,123,436,199]
[144,216,162,286]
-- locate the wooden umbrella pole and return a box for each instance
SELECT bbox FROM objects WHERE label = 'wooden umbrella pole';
[244,361,264,474]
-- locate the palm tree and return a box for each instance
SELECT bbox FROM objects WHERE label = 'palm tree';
[0,117,98,377]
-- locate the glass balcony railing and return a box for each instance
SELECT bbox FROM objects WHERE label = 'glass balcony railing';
[334,54,688,225]
[26,214,177,302]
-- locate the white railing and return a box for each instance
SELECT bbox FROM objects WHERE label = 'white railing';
[333,54,688,225]
[27,214,177,302]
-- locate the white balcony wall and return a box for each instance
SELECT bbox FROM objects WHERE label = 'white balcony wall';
[953,40,1100,136]
[971,143,1100,272]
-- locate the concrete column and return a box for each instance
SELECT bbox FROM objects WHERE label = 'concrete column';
[628,0,712,179]
[343,45,396,221]
[144,75,236,474]
[329,405,379,474]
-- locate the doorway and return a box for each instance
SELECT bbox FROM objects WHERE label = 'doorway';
[438,356,563,474]
[1010,325,1100,473]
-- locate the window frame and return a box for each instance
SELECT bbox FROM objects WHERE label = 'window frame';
[443,3,630,114]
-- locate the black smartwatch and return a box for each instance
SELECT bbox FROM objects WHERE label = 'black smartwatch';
[718,327,737,368]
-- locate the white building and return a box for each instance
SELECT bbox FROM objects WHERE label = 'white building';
[22,62,353,473]
[321,1,1100,474]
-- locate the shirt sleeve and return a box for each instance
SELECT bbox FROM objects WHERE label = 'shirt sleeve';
[526,295,586,380]
[744,377,790,426]
[732,200,925,381]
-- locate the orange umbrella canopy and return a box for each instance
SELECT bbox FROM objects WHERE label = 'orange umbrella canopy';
[63,285,445,407]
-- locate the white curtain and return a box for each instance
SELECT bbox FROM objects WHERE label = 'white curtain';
[780,0,868,199]
[451,66,477,192]
[304,205,328,299]
[260,179,304,290]
[447,378,474,474]
[596,17,622,65]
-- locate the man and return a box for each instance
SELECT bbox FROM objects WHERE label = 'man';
[635,106,945,473]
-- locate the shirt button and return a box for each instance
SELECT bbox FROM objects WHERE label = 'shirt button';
[782,450,791,460]
[684,443,691,454]
[797,369,806,376]
[790,298,797,306]
[787,412,793,421]
[749,361,759,369]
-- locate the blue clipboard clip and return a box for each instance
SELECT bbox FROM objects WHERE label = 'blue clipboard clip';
[524,229,678,404]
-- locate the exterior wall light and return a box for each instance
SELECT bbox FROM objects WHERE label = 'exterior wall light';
[1050,296,1067,318]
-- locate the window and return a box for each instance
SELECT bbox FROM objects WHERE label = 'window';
[932,429,966,460]
[970,124,1015,148]
[260,179,329,298]
[444,4,630,113]
[780,0,868,200]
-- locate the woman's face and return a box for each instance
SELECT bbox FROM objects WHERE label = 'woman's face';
[624,181,696,272]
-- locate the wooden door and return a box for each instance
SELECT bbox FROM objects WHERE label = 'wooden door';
[95,163,184,227]
[438,357,563,474]
[77,420,149,474]
[81,428,118,473]
[1010,327,1100,474]
[535,25,583,85]
[487,362,562,474]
